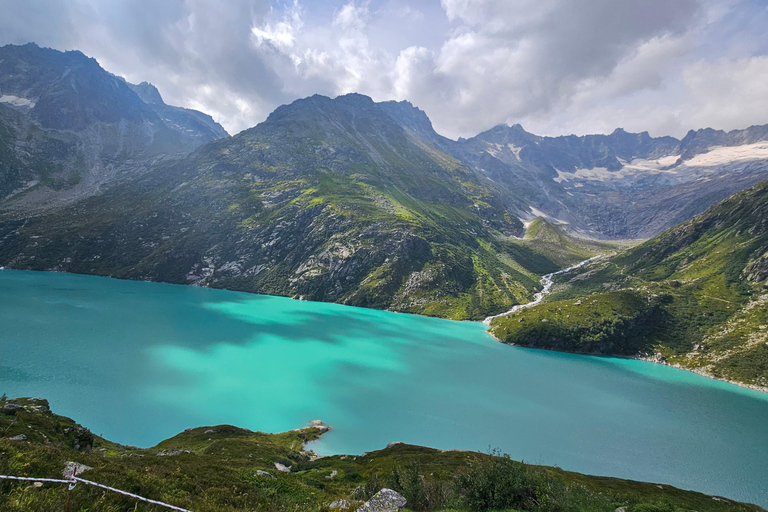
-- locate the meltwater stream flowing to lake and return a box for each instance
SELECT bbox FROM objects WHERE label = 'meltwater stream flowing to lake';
[1,269,767,507]
[483,255,603,325]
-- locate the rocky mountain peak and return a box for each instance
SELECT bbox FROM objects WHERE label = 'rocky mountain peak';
[130,81,165,105]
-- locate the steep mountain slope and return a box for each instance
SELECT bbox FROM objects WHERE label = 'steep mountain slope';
[458,124,768,238]
[0,43,228,213]
[490,179,768,388]
[0,104,81,200]
[0,94,580,320]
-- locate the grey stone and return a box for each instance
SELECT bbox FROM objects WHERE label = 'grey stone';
[256,470,275,479]
[8,434,27,442]
[3,403,24,414]
[204,429,217,434]
[326,470,338,480]
[386,442,402,448]
[157,449,190,456]
[355,488,407,512]
[274,462,291,473]
[62,462,92,479]
[329,499,351,509]
[309,419,331,433]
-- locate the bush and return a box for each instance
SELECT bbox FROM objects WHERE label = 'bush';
[387,461,428,510]
[364,472,382,500]
[454,449,543,511]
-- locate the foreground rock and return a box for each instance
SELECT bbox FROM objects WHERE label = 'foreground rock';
[274,462,291,473]
[62,462,92,479]
[355,488,407,512]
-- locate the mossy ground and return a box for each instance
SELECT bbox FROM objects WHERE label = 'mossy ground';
[1,398,762,512]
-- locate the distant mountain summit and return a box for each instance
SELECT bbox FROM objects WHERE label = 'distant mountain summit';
[0,43,228,213]
[0,43,227,145]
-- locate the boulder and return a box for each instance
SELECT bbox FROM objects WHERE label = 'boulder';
[274,462,291,473]
[72,427,94,452]
[62,462,92,479]
[308,419,331,433]
[355,488,406,512]
[3,403,24,415]
[329,499,351,509]
[326,470,338,480]
[255,470,275,479]
[8,434,27,442]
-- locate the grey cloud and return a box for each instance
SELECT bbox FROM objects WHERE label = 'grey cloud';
[0,0,290,133]
[0,0,766,139]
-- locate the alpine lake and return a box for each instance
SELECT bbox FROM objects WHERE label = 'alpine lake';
[1,269,767,507]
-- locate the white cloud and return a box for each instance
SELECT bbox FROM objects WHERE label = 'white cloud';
[0,0,767,139]
[252,1,303,52]
[681,55,768,131]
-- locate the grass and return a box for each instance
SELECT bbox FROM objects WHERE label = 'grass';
[0,398,763,512]
[489,290,664,355]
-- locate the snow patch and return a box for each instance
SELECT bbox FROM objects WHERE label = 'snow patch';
[0,94,36,108]
[554,166,613,183]
[681,142,768,167]
[507,143,523,161]
[555,143,768,186]
[485,142,503,157]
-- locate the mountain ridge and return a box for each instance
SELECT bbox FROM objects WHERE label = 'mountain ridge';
[2,44,768,319]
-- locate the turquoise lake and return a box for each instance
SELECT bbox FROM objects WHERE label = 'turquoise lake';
[1,269,767,507]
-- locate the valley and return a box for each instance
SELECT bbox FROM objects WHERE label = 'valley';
[489,180,768,389]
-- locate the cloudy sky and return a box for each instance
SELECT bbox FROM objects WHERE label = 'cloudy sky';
[1,0,767,139]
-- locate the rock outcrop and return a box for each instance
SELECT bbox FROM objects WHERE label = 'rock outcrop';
[355,488,407,512]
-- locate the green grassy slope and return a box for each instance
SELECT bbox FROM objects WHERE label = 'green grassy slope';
[490,180,768,388]
[518,218,623,268]
[1,397,762,512]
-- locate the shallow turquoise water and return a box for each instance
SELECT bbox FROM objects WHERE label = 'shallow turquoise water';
[1,270,767,507]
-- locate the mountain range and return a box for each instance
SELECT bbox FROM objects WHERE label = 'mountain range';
[2,43,768,320]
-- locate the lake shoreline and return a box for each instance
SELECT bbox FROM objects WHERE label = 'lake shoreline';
[486,329,768,394]
[5,266,766,394]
